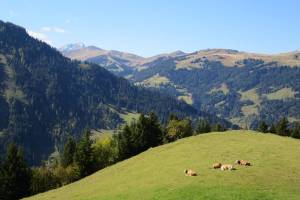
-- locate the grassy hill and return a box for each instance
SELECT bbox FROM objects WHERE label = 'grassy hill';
[25,131,300,200]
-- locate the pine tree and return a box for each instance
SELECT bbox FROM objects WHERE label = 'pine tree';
[196,119,211,134]
[61,137,76,167]
[276,117,289,136]
[75,130,94,177]
[0,143,31,200]
[147,112,163,147]
[290,123,300,139]
[258,121,268,133]
[117,124,134,160]
[212,123,226,132]
[136,113,162,151]
[269,123,276,133]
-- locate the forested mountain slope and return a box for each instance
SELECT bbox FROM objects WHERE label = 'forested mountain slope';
[0,21,213,165]
[63,45,300,128]
[130,49,300,128]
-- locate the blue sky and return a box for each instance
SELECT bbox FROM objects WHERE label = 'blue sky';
[0,0,299,57]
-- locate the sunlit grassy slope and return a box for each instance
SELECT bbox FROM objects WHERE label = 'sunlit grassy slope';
[25,131,300,200]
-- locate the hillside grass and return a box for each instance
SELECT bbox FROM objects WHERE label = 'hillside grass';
[264,87,296,100]
[177,94,193,105]
[136,74,170,88]
[25,131,300,200]
[209,83,230,95]
[175,49,300,69]
[119,111,140,125]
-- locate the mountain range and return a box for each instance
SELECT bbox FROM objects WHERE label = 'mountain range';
[61,44,300,128]
[1,19,299,165]
[60,44,187,77]
[0,21,219,165]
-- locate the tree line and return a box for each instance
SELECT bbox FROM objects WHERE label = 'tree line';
[257,117,300,139]
[2,113,300,200]
[0,112,227,199]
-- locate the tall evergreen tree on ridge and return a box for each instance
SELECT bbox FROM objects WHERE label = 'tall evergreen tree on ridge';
[258,121,268,133]
[75,130,94,177]
[61,137,76,168]
[147,112,163,147]
[0,143,31,200]
[136,113,163,152]
[269,124,276,133]
[290,122,300,139]
[196,119,211,134]
[116,113,163,161]
[116,124,134,160]
[276,117,289,136]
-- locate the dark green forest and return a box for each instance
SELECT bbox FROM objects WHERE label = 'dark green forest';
[0,21,219,165]
[129,57,300,128]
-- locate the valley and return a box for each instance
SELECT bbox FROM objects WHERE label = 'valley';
[61,46,300,128]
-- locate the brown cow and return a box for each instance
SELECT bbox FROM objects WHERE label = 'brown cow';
[212,163,222,169]
[235,160,251,166]
[221,164,234,171]
[184,169,197,176]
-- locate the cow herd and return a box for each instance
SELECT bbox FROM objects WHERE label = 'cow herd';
[184,160,251,176]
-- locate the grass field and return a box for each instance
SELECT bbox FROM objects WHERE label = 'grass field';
[264,87,296,100]
[25,131,300,200]
[136,74,170,88]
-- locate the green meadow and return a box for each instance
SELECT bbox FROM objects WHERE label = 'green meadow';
[25,131,300,200]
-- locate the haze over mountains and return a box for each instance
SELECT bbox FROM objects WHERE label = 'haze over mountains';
[61,44,300,128]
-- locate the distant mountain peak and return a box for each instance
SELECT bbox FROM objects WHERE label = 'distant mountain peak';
[197,48,240,54]
[86,45,103,51]
[59,42,86,52]
[169,50,186,57]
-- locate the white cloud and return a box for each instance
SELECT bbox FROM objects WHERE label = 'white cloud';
[27,30,52,45]
[26,26,69,46]
[53,27,66,33]
[41,26,52,32]
[41,26,67,33]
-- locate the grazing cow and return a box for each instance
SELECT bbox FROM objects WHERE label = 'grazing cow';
[235,160,251,166]
[221,164,234,171]
[212,163,222,169]
[184,169,197,176]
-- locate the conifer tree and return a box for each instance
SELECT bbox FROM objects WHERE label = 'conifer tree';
[258,121,268,133]
[117,124,134,160]
[276,117,289,136]
[290,123,300,139]
[269,123,276,133]
[62,136,76,167]
[147,112,163,147]
[0,143,31,200]
[196,119,211,134]
[75,130,94,177]
[212,123,226,132]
